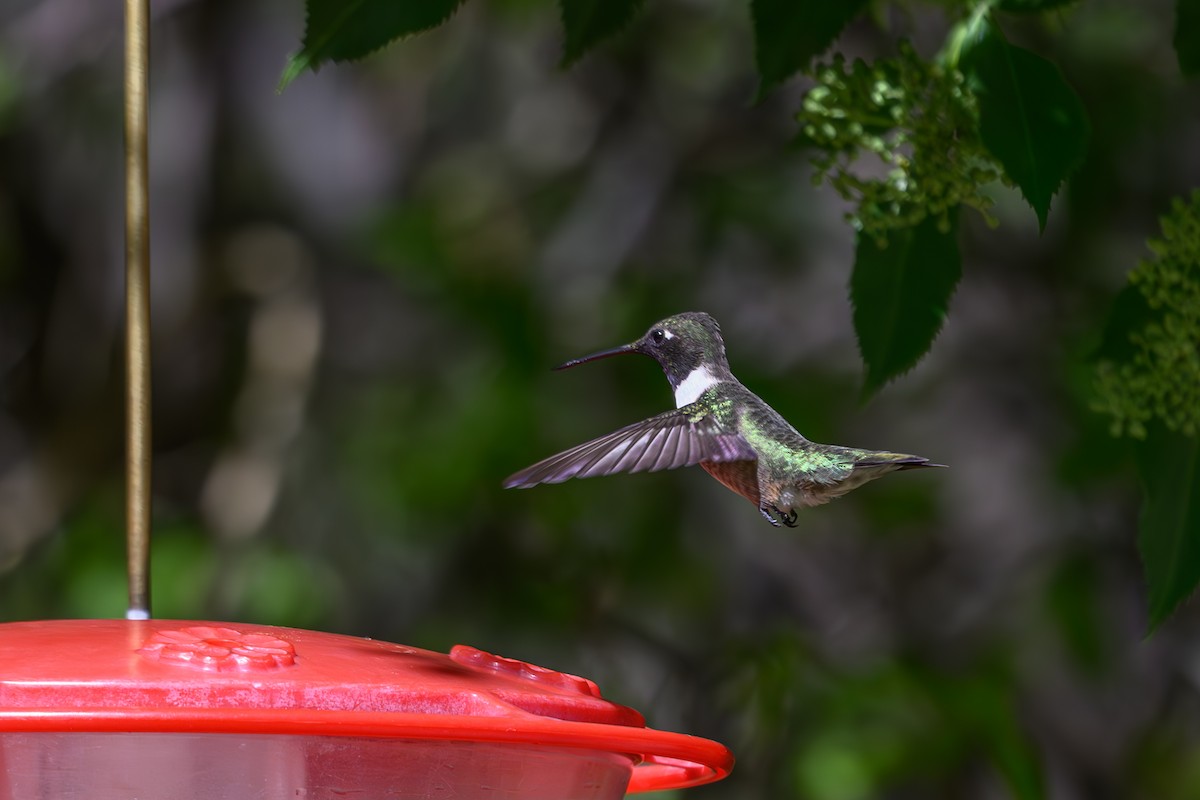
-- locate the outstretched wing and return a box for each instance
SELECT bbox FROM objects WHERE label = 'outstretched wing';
[504,406,756,489]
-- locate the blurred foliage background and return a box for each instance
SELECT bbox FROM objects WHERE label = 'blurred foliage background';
[1,0,1199,797]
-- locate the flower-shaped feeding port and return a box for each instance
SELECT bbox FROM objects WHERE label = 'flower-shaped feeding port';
[451,645,602,697]
[138,626,296,672]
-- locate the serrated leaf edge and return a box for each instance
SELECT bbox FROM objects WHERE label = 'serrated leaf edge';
[279,0,467,92]
[559,0,647,68]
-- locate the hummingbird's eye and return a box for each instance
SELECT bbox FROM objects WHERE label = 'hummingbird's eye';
[651,329,666,344]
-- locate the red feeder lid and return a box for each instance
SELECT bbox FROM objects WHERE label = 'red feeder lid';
[0,619,732,793]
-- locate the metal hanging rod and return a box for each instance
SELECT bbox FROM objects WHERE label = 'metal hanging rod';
[124,0,152,620]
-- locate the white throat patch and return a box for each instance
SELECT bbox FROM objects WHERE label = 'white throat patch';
[674,366,720,408]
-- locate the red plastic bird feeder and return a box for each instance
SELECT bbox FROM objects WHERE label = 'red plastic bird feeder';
[0,620,732,798]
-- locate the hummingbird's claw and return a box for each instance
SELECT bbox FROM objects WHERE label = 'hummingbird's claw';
[759,504,797,527]
[758,504,798,527]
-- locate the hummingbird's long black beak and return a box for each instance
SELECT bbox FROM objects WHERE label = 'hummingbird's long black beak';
[553,342,641,370]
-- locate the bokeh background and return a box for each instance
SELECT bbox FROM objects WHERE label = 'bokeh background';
[2,0,1199,797]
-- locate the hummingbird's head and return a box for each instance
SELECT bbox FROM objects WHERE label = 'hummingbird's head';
[555,312,731,392]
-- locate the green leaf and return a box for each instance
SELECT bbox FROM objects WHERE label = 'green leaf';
[851,212,962,399]
[751,0,869,96]
[280,0,467,91]
[961,24,1089,230]
[559,0,646,67]
[1176,0,1200,77]
[1136,427,1200,629]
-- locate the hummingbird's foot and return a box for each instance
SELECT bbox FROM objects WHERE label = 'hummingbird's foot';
[759,504,798,528]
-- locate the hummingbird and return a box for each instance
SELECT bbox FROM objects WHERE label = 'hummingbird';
[504,312,943,526]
